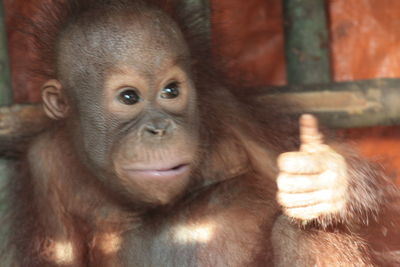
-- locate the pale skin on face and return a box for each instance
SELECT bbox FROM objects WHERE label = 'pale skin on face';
[277,114,348,221]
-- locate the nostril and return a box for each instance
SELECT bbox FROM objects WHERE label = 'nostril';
[142,119,174,137]
[145,125,166,136]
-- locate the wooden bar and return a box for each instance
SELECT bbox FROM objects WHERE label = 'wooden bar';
[0,0,12,105]
[282,0,331,85]
[253,78,400,128]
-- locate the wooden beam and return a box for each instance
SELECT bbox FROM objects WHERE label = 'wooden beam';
[252,78,400,128]
[0,104,50,154]
[283,0,331,85]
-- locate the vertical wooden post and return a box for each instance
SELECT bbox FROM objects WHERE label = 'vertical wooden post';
[0,0,12,105]
[176,0,211,32]
[283,0,331,86]
[0,1,14,261]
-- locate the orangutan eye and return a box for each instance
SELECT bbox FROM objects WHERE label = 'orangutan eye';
[160,82,180,99]
[119,89,140,105]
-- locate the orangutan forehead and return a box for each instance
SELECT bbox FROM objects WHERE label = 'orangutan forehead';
[61,11,184,54]
[55,7,189,83]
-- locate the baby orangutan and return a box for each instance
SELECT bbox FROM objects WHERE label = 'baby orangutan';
[2,0,399,266]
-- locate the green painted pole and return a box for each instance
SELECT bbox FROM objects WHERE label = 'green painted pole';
[0,1,14,263]
[173,0,212,46]
[177,0,211,31]
[0,0,13,191]
[0,0,12,105]
[0,0,13,185]
[283,0,331,86]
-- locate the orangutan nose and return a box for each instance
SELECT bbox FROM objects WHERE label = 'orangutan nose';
[142,119,174,137]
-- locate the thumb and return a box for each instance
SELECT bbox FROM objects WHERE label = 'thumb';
[299,114,325,152]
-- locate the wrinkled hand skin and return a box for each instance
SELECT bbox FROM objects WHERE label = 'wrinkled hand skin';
[277,114,348,222]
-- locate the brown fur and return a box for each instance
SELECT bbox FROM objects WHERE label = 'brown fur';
[2,0,400,266]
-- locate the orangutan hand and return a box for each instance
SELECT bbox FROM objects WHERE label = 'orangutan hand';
[277,114,348,221]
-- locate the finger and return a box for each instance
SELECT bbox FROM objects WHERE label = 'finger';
[283,200,346,220]
[276,172,332,193]
[277,189,341,208]
[299,114,324,151]
[278,152,323,174]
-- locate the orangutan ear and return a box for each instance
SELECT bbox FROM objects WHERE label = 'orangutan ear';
[41,79,70,120]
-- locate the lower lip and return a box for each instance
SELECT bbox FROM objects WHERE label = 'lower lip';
[123,164,190,180]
